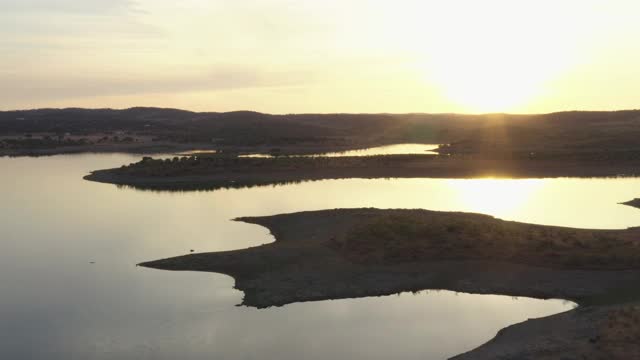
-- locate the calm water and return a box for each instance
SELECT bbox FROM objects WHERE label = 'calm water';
[241,143,440,158]
[318,143,440,156]
[9,154,640,359]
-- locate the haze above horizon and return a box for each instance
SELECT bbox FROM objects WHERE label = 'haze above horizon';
[2,0,639,114]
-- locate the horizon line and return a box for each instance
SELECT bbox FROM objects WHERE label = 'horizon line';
[2,106,640,118]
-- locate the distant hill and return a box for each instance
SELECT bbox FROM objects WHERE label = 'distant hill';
[2,108,640,156]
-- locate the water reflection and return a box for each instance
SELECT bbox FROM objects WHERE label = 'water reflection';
[240,143,440,158]
[2,153,632,360]
[320,143,440,156]
[446,178,546,216]
[205,177,640,229]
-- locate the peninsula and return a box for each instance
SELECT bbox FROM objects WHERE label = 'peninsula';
[141,208,640,359]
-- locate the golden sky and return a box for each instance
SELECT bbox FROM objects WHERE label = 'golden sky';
[2,0,639,113]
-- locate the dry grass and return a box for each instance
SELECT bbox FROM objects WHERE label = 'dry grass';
[329,212,640,269]
[601,306,640,343]
[577,305,640,359]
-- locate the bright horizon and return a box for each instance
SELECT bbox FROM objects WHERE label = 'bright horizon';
[2,0,640,114]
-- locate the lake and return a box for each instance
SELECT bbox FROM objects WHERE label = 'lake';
[7,153,640,359]
[240,143,440,158]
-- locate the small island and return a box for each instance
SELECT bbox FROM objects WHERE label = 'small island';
[84,154,640,191]
[141,208,640,359]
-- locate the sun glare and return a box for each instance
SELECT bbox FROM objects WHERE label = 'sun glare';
[428,55,545,113]
[446,179,545,217]
[415,1,581,113]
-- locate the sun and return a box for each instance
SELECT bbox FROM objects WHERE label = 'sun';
[413,1,579,113]
[429,54,545,113]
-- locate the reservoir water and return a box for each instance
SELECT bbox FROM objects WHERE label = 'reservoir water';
[7,153,639,359]
[240,143,440,158]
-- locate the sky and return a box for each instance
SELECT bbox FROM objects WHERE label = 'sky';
[1,0,640,114]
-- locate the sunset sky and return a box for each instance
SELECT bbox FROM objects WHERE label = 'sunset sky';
[2,0,640,113]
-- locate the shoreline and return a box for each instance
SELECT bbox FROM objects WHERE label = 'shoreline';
[0,141,431,158]
[84,156,640,191]
[140,208,640,359]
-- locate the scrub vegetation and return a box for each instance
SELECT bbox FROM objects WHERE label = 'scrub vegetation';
[333,212,640,269]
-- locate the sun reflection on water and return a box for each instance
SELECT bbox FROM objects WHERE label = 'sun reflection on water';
[445,178,546,218]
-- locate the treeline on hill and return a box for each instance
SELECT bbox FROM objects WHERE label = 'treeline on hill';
[0,136,89,150]
[2,108,640,155]
[0,108,453,146]
[116,154,434,177]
